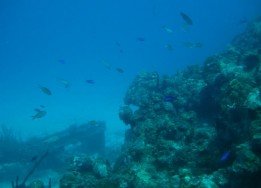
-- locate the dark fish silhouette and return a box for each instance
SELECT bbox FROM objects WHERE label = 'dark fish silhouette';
[86,80,95,84]
[238,18,248,25]
[39,86,52,95]
[115,41,124,53]
[220,151,230,161]
[116,68,124,73]
[32,109,47,120]
[183,42,203,48]
[137,37,146,42]
[180,12,193,25]
[164,95,176,102]
[30,155,38,162]
[58,59,66,64]
[115,41,121,47]
[165,44,173,51]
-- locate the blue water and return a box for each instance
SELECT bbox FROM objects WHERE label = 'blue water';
[0,0,260,138]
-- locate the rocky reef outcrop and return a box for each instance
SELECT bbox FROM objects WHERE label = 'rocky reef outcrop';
[60,154,111,188]
[60,18,261,187]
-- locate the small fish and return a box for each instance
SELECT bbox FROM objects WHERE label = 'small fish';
[31,109,47,120]
[39,86,52,95]
[31,155,38,162]
[58,78,70,88]
[163,95,176,102]
[165,44,173,51]
[102,60,112,70]
[180,12,193,25]
[58,59,66,65]
[195,43,203,48]
[115,41,121,47]
[115,42,124,53]
[162,25,173,33]
[238,18,248,25]
[183,42,203,49]
[86,79,95,84]
[40,105,45,108]
[137,37,146,42]
[88,120,98,126]
[43,135,59,144]
[116,68,124,73]
[220,151,230,161]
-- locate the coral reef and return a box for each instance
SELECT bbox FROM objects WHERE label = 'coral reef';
[60,154,111,188]
[60,18,261,187]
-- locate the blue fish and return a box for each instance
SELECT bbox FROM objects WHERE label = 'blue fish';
[163,95,176,102]
[86,79,95,84]
[220,151,230,161]
[137,37,146,42]
[58,59,66,64]
[238,18,248,25]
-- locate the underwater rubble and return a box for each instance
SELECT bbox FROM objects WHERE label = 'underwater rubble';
[60,19,261,187]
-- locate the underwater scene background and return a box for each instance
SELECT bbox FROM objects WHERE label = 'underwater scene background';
[0,0,261,187]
